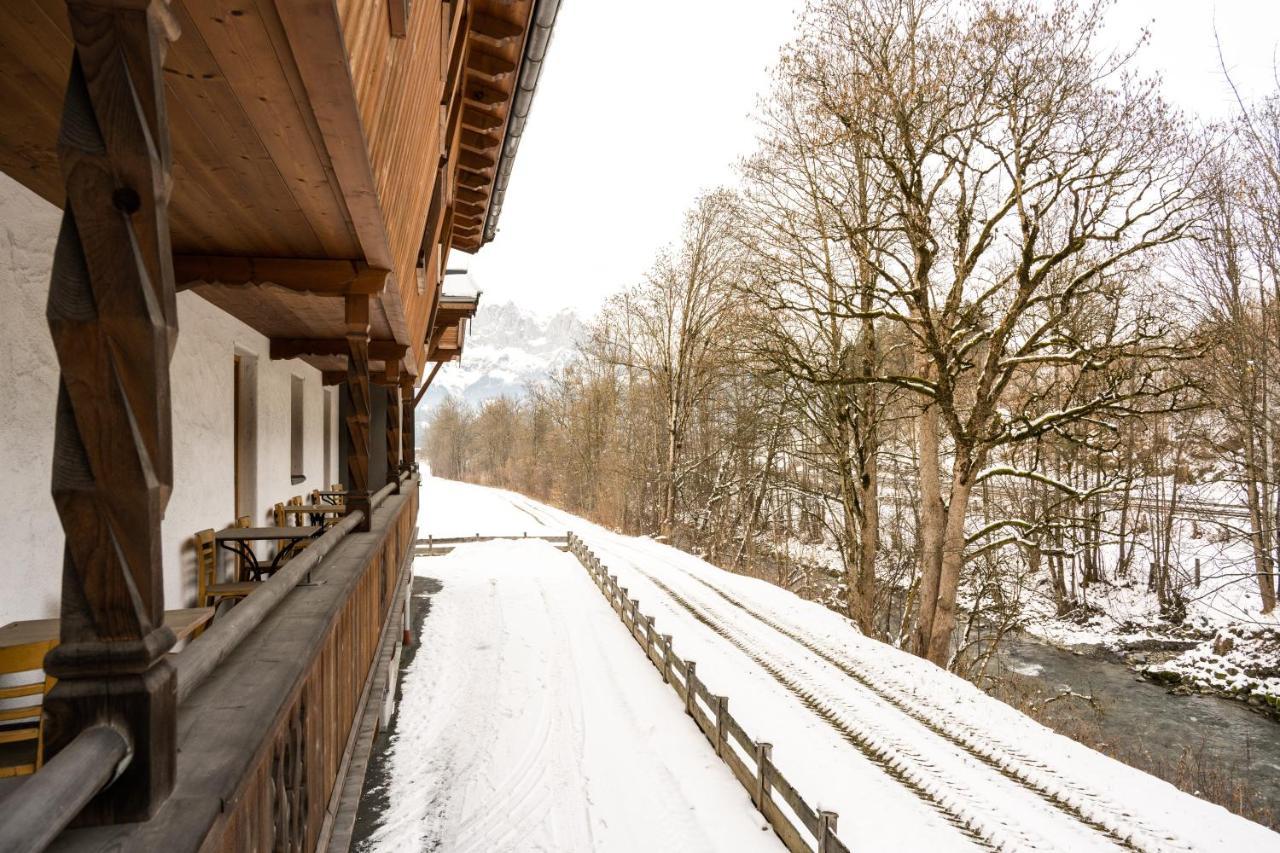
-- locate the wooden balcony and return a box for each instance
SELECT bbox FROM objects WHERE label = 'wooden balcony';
[3,477,420,852]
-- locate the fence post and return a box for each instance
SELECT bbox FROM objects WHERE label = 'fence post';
[818,810,839,852]
[685,661,697,717]
[661,634,673,683]
[714,695,728,757]
[754,742,772,811]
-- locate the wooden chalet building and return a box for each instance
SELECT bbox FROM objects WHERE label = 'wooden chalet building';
[0,0,558,849]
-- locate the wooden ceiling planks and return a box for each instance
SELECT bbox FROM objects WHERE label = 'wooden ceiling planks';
[0,0,542,382]
[0,1,69,200]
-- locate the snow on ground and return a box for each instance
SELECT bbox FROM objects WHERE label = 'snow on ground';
[361,497,778,851]
[372,477,1280,851]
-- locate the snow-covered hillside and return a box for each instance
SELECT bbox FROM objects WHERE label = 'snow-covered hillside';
[362,477,1280,852]
[421,300,583,411]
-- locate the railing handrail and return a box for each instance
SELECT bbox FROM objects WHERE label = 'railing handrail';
[175,510,363,702]
[175,476,414,702]
[0,724,131,853]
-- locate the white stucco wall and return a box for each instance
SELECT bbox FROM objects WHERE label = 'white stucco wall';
[0,172,339,626]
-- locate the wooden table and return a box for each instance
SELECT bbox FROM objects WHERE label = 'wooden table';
[280,504,344,526]
[0,607,215,650]
[214,526,321,581]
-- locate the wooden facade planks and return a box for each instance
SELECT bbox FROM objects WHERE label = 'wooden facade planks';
[336,0,449,374]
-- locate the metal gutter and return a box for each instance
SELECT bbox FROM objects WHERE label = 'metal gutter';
[481,0,562,245]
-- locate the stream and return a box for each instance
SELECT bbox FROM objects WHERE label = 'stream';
[995,632,1280,819]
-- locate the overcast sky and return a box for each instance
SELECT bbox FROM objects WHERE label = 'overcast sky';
[458,0,1280,318]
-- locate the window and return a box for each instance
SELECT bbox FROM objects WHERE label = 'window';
[290,376,305,484]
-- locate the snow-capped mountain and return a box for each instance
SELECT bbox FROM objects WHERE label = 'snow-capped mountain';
[421,300,584,411]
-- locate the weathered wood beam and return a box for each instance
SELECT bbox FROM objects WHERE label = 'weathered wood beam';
[463,80,507,108]
[42,0,180,825]
[385,362,401,492]
[174,255,389,295]
[413,362,445,407]
[455,200,485,219]
[270,338,407,361]
[400,375,415,475]
[459,149,496,172]
[461,105,503,131]
[457,170,488,189]
[386,0,408,38]
[457,186,488,205]
[461,128,502,153]
[345,295,372,532]
[471,12,523,45]
[465,49,516,80]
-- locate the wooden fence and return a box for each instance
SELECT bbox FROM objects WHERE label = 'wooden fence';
[566,533,852,853]
[415,533,569,556]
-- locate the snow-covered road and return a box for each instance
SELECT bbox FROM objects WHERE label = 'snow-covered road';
[360,483,781,852]
[364,477,1280,852]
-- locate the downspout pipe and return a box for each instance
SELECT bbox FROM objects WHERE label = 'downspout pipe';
[482,0,562,244]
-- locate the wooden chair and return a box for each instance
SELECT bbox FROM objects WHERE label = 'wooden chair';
[195,529,257,612]
[0,639,56,777]
[235,515,252,580]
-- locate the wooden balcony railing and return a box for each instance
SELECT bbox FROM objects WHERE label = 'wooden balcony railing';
[0,475,419,853]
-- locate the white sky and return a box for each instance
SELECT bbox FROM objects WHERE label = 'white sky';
[458,0,1280,318]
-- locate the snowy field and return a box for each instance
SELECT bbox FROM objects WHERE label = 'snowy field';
[364,477,1280,852]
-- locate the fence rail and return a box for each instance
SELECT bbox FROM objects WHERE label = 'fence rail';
[566,533,852,853]
[415,533,569,556]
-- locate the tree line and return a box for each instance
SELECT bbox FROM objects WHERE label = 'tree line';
[428,0,1280,672]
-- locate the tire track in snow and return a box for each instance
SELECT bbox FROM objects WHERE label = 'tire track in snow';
[508,497,1166,849]
[602,536,1185,853]
[639,570,1066,852]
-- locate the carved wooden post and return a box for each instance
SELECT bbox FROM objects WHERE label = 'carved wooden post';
[399,375,414,475]
[384,362,401,492]
[41,0,182,825]
[345,294,372,531]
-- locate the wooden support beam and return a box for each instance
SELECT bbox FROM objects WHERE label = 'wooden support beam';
[461,106,503,131]
[471,12,523,45]
[461,129,502,153]
[386,0,408,38]
[174,255,389,295]
[455,200,485,219]
[459,149,497,172]
[42,0,181,825]
[345,295,372,532]
[400,375,415,475]
[465,49,517,80]
[463,80,507,108]
[413,362,445,408]
[456,186,488,205]
[270,338,407,361]
[385,362,401,492]
[457,170,488,189]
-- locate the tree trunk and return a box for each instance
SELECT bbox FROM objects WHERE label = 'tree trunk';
[926,466,974,667]
[912,397,945,657]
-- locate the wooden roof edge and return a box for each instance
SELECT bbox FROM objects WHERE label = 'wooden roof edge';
[479,0,563,248]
